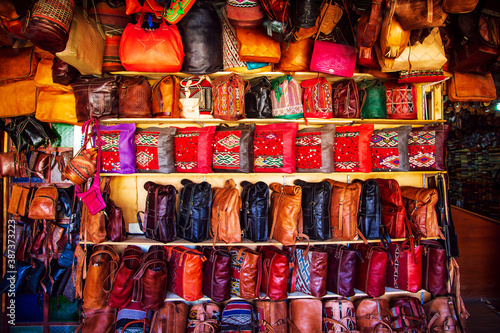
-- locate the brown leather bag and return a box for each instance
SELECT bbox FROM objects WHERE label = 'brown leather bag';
[0,46,38,84]
[254,300,287,333]
[133,247,168,310]
[378,10,410,69]
[394,0,447,31]
[275,38,314,72]
[151,75,180,118]
[118,76,152,118]
[228,246,261,299]
[210,179,242,244]
[331,80,360,119]
[424,297,461,333]
[83,245,120,309]
[447,72,497,102]
[269,183,305,246]
[356,298,394,332]
[151,301,189,333]
[356,0,383,61]
[81,200,107,244]
[28,186,59,220]
[76,304,117,333]
[401,186,441,238]
[326,180,363,240]
[7,184,31,216]
[288,299,323,333]
[443,0,479,13]
[0,152,28,178]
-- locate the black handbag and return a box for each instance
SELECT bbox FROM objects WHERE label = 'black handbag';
[138,181,177,243]
[240,181,269,242]
[0,260,32,294]
[291,0,317,29]
[177,179,212,243]
[44,259,71,298]
[23,259,46,295]
[294,180,331,241]
[177,0,223,74]
[0,116,57,152]
[244,77,273,119]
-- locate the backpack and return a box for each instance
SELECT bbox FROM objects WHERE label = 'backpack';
[210,179,242,244]
[179,75,213,119]
[294,179,331,241]
[177,179,212,243]
[240,181,269,242]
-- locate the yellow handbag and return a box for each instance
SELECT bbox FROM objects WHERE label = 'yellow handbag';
[275,38,314,72]
[379,10,410,69]
[0,79,36,117]
[35,90,79,125]
[34,57,73,93]
[235,26,281,63]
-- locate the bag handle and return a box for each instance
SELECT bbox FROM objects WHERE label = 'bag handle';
[322,317,352,332]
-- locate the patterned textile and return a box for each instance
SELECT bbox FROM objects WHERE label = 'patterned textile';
[229,249,245,297]
[409,130,436,169]
[385,82,417,119]
[293,248,312,295]
[220,6,246,70]
[174,132,199,171]
[212,74,246,120]
[115,306,153,333]
[371,131,400,170]
[334,124,374,173]
[323,306,357,332]
[101,130,121,172]
[270,76,303,119]
[180,76,213,117]
[295,132,322,170]
[213,130,241,170]
[301,77,333,119]
[135,131,160,171]
[254,130,284,169]
[221,301,253,333]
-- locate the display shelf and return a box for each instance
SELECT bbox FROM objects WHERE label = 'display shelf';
[102,171,445,177]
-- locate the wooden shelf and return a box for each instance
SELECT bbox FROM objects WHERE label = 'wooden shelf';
[102,171,445,177]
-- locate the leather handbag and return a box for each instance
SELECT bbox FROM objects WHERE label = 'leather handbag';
[323,299,358,333]
[151,301,189,333]
[63,121,97,186]
[177,179,212,243]
[0,79,37,118]
[151,75,180,118]
[202,247,232,302]
[8,184,31,216]
[167,246,205,301]
[354,243,389,297]
[35,90,79,125]
[28,186,59,220]
[443,0,479,13]
[244,77,273,119]
[135,127,177,173]
[71,75,120,122]
[118,76,152,118]
[294,180,331,241]
[424,297,460,333]
[269,183,304,246]
[27,150,52,181]
[390,296,427,332]
[259,0,294,42]
[300,77,333,119]
[254,300,287,333]
[226,0,265,27]
[119,13,184,72]
[83,245,120,309]
[358,80,387,119]
[240,181,269,242]
[24,0,75,53]
[422,240,447,295]
[275,38,314,72]
[353,179,386,242]
[401,186,440,238]
[386,242,423,293]
[270,76,303,120]
[326,180,363,240]
[234,25,281,63]
[325,244,358,297]
[133,247,168,310]
[177,0,223,74]
[212,73,248,121]
[259,245,291,301]
[0,260,31,295]
[187,302,221,333]
[378,12,410,69]
[310,40,356,77]
[288,299,323,333]
[76,305,117,333]
[450,41,500,74]
[210,179,242,244]
[228,246,261,299]
[139,181,177,243]
[375,178,407,239]
[52,57,78,86]
[81,195,107,244]
[394,0,447,31]
[102,182,126,243]
[356,0,383,65]
[179,76,213,119]
[332,79,360,118]
[108,245,143,308]
[0,152,28,178]
[286,245,328,297]
[0,46,38,84]
[221,300,254,332]
[23,258,46,295]
[125,0,163,15]
[291,0,317,28]
[213,124,255,173]
[356,298,393,333]
[448,72,496,102]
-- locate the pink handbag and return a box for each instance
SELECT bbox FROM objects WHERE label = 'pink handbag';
[310,41,357,77]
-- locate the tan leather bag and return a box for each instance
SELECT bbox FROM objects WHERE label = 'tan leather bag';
[254,300,287,333]
[401,186,441,238]
[210,179,242,244]
[288,299,323,333]
[275,38,314,72]
[152,75,180,118]
[234,26,281,63]
[83,245,120,309]
[424,297,461,333]
[356,298,394,332]
[323,299,359,332]
[447,72,497,102]
[28,186,59,220]
[394,0,447,31]
[35,90,79,125]
[0,79,37,117]
[81,202,107,244]
[378,10,410,69]
[228,246,261,299]
[76,304,117,333]
[0,46,38,84]
[269,183,305,246]
[34,57,73,93]
[118,76,152,118]
[443,0,479,13]
[151,301,189,333]
[8,184,31,216]
[326,180,363,240]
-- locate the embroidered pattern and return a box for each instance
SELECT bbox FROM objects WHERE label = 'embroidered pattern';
[174,132,199,171]
[230,250,245,297]
[371,131,400,170]
[221,301,253,333]
[135,131,160,170]
[101,130,121,172]
[295,132,322,170]
[294,248,312,295]
[386,84,415,116]
[254,130,284,169]
[213,131,241,170]
[409,131,436,169]
[334,131,360,172]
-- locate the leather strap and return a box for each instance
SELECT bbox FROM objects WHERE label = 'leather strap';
[322,317,351,333]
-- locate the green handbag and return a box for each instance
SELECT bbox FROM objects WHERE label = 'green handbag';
[358,80,387,119]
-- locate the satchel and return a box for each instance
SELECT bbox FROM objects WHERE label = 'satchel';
[270,76,303,120]
[139,181,177,243]
[310,40,356,77]
[390,296,427,332]
[119,13,184,72]
[187,302,221,333]
[385,81,417,120]
[177,179,212,243]
[118,76,152,118]
[323,299,358,333]
[394,0,447,31]
[422,240,447,295]
[24,0,75,53]
[254,300,287,333]
[166,246,205,301]
[259,245,291,301]
[210,179,242,244]
[375,178,407,239]
[226,0,265,27]
[354,243,389,297]
[448,72,496,102]
[213,124,255,173]
[275,38,314,72]
[212,73,248,121]
[240,181,269,242]
[401,186,441,238]
[202,247,232,302]
[358,80,387,119]
[326,180,363,240]
[8,184,31,217]
[269,183,304,246]
[0,80,37,118]
[0,47,38,84]
[325,244,358,297]
[221,300,254,333]
[28,186,59,220]
[443,0,479,13]
[424,297,461,333]
[71,75,120,122]
[234,25,281,63]
[332,80,360,118]
[288,299,323,333]
[228,246,261,299]
[300,77,333,119]
[286,245,328,297]
[102,182,126,243]
[76,305,117,333]
[151,76,181,118]
[386,242,423,293]
[135,127,177,173]
[63,120,97,186]
[132,247,168,310]
[356,298,393,333]
[0,152,28,178]
[294,180,331,241]
[179,76,213,119]
[108,245,143,309]
[150,301,189,333]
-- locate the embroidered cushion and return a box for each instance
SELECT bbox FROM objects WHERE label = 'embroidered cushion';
[270,75,303,119]
[334,124,374,173]
[99,123,136,174]
[253,123,298,173]
[174,126,216,173]
[408,124,449,171]
[213,124,255,173]
[135,127,176,173]
[370,125,411,172]
[295,124,335,173]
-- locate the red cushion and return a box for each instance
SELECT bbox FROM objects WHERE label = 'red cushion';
[334,124,374,173]
[253,123,299,173]
[174,126,216,173]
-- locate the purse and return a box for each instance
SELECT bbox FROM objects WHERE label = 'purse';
[63,120,97,186]
[354,243,389,297]
[227,0,265,27]
[108,245,143,308]
[385,81,418,120]
[202,247,232,302]
[76,305,117,333]
[394,0,447,31]
[448,72,496,102]
[99,123,137,174]
[254,300,287,333]
[212,73,248,121]
[119,13,184,72]
[132,247,168,310]
[332,80,360,118]
[301,77,333,119]
[151,76,181,118]
[409,124,449,172]
[71,75,120,122]
[270,76,303,120]
[424,297,461,333]
[325,244,358,297]
[213,124,255,173]
[0,46,38,84]
[103,182,126,243]
[295,124,335,173]
[228,246,262,299]
[269,183,304,246]
[356,298,393,332]
[118,76,152,118]
[166,246,205,301]
[275,38,314,72]
[390,296,427,332]
[1,152,28,179]
[135,127,177,173]
[179,76,213,119]
[356,0,383,65]
[422,240,447,295]
[353,179,386,242]
[0,79,37,118]
[28,186,59,220]
[177,179,212,243]
[286,245,328,297]
[259,245,291,301]
[401,186,441,238]
[244,77,273,119]
[358,80,387,119]
[294,180,331,241]
[310,40,356,77]
[240,181,269,242]
[323,299,358,332]
[150,301,189,333]
[371,125,411,172]
[52,57,78,86]
[23,258,46,295]
[210,179,242,244]
[386,242,423,293]
[326,180,363,240]
[234,25,281,63]
[334,124,374,173]
[378,12,410,68]
[35,90,79,125]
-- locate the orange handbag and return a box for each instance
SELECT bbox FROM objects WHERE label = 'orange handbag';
[119,13,184,72]
[210,179,242,244]
[234,26,281,63]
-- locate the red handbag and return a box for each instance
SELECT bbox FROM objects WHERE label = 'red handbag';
[119,13,184,72]
[385,81,418,120]
[300,77,333,119]
[354,243,389,297]
[108,245,143,308]
[375,178,407,239]
[258,245,291,301]
[422,240,448,295]
[386,242,423,293]
[125,0,163,15]
[166,246,205,301]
